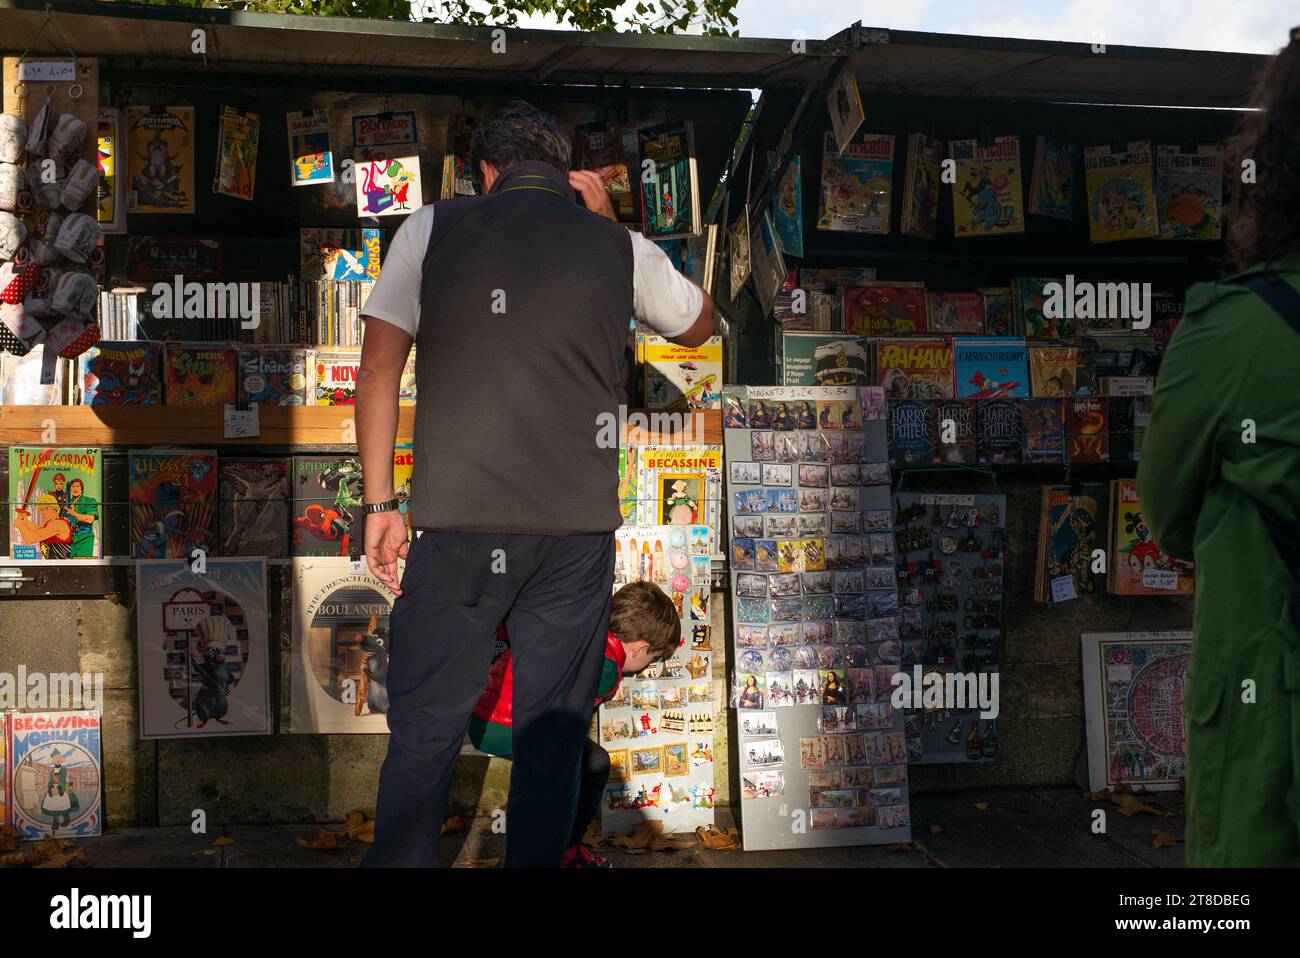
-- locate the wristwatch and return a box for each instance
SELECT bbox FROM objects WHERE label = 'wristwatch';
[361,498,401,514]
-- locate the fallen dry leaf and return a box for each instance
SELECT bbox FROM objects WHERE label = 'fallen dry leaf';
[582,819,606,847]
[199,848,219,856]
[974,802,988,811]
[297,828,345,850]
[928,823,944,834]
[456,857,501,868]
[888,842,913,853]
[211,836,235,847]
[34,847,88,869]
[695,824,739,850]
[342,810,366,834]
[1112,793,1173,818]
[1083,788,1112,802]
[351,820,375,844]
[1152,831,1182,848]
[1113,782,1134,795]
[0,827,20,854]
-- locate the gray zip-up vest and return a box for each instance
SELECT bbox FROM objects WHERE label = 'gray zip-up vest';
[409,161,634,534]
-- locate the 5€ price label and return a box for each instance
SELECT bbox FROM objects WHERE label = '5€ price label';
[223,404,260,439]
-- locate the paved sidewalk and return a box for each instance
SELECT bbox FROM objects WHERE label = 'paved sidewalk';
[2,786,1185,868]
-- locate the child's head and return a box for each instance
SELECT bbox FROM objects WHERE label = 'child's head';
[611,581,681,674]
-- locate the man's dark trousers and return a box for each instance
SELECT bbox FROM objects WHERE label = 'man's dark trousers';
[361,529,614,867]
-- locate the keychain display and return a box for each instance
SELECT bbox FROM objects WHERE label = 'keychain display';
[726,384,911,849]
[892,492,1004,763]
[599,524,716,833]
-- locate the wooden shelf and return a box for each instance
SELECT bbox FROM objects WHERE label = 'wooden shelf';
[0,406,721,448]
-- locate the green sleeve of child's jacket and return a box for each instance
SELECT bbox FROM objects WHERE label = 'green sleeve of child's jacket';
[594,657,621,703]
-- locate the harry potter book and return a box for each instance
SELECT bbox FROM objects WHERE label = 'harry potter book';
[932,398,977,465]
[976,398,1025,465]
[887,398,935,466]
[1067,396,1109,462]
[1022,397,1066,464]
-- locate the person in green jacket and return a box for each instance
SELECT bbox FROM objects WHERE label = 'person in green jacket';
[64,478,99,559]
[1137,29,1300,867]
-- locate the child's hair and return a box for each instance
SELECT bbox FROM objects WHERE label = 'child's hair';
[611,581,681,660]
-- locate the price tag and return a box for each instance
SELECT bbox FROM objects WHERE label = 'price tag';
[18,61,77,83]
[223,404,260,438]
[1050,575,1078,603]
[1142,569,1180,591]
[349,554,366,574]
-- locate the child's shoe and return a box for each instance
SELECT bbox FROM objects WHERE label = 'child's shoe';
[560,843,611,868]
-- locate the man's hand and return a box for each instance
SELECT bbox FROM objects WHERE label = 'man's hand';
[364,510,409,596]
[569,170,617,222]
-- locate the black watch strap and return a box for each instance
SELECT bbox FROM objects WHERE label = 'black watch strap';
[362,498,401,514]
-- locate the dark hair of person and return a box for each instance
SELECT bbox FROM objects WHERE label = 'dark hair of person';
[1223,29,1300,269]
[469,100,571,177]
[610,580,681,659]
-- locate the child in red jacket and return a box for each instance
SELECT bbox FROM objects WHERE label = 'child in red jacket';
[468,580,681,868]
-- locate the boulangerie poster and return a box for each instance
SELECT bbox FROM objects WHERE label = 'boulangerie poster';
[287,109,334,186]
[135,559,272,738]
[126,106,195,214]
[354,152,422,217]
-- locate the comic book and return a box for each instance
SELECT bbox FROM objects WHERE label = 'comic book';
[0,715,7,831]
[1035,484,1104,602]
[135,558,272,738]
[1028,345,1079,396]
[639,335,722,411]
[900,133,943,239]
[887,399,934,466]
[1013,277,1070,340]
[618,446,639,526]
[393,442,415,534]
[636,447,723,556]
[728,214,751,301]
[826,62,865,154]
[440,114,479,199]
[797,268,877,288]
[1084,143,1158,242]
[1067,396,1109,462]
[163,343,238,405]
[288,557,399,733]
[399,350,417,406]
[213,106,260,201]
[781,332,869,386]
[8,710,102,838]
[129,449,219,559]
[771,154,804,258]
[683,225,718,295]
[952,338,1028,399]
[299,228,382,281]
[355,152,422,217]
[79,340,163,405]
[314,349,362,405]
[1151,291,1184,352]
[238,345,311,406]
[1022,397,1066,464]
[1028,136,1077,220]
[1109,479,1195,596]
[573,119,634,221]
[932,398,977,464]
[126,106,196,214]
[219,458,290,557]
[950,136,1024,237]
[979,286,1017,336]
[292,455,365,557]
[603,525,716,833]
[817,131,893,234]
[8,446,103,560]
[749,211,788,318]
[842,283,927,337]
[287,109,334,187]
[96,108,125,232]
[976,399,1025,464]
[875,338,954,399]
[926,291,984,335]
[637,121,701,240]
[1155,144,1223,240]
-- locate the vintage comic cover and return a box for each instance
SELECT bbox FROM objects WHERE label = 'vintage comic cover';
[136,558,272,738]
[728,214,751,301]
[1028,136,1077,220]
[292,455,364,557]
[817,131,893,234]
[887,399,935,466]
[842,283,927,336]
[8,710,102,838]
[1012,277,1071,340]
[771,154,804,258]
[1036,484,1104,602]
[399,350,417,406]
[1084,143,1158,242]
[875,338,954,399]
[287,109,334,187]
[618,445,639,526]
[354,110,417,149]
[952,338,1028,399]
[749,210,787,318]
[950,136,1024,236]
[637,121,700,240]
[980,286,1017,336]
[1029,345,1079,396]
[219,457,290,558]
[440,114,478,199]
[639,335,722,410]
[926,291,984,335]
[1109,479,1195,596]
[1022,397,1066,464]
[781,333,869,386]
[355,152,422,217]
[96,107,126,232]
[238,345,311,406]
[129,449,219,559]
[976,399,1025,464]
[933,398,977,464]
[79,340,162,405]
[314,349,361,405]
[126,105,195,214]
[573,119,633,220]
[900,133,943,239]
[288,557,399,733]
[637,447,723,555]
[213,106,260,201]
[1068,396,1110,462]
[393,443,415,533]
[8,446,103,560]
[1155,144,1223,240]
[164,344,238,405]
[826,62,865,154]
[602,525,716,833]
[1082,632,1191,791]
[0,715,6,831]
[300,227,382,281]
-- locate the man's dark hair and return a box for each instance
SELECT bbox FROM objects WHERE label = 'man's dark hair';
[610,580,681,659]
[469,100,571,177]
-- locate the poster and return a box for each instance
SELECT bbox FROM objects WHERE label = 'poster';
[8,446,103,560]
[287,109,335,186]
[1081,631,1191,791]
[213,106,260,201]
[353,152,422,217]
[96,108,125,232]
[136,559,273,738]
[300,227,382,281]
[8,711,102,839]
[126,105,195,214]
[723,385,912,849]
[288,557,399,733]
[600,525,716,834]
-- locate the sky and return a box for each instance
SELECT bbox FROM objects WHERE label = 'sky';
[504,0,1294,54]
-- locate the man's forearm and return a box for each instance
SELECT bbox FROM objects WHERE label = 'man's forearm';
[355,353,404,504]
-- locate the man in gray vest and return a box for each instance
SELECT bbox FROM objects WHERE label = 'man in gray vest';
[354,101,714,867]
